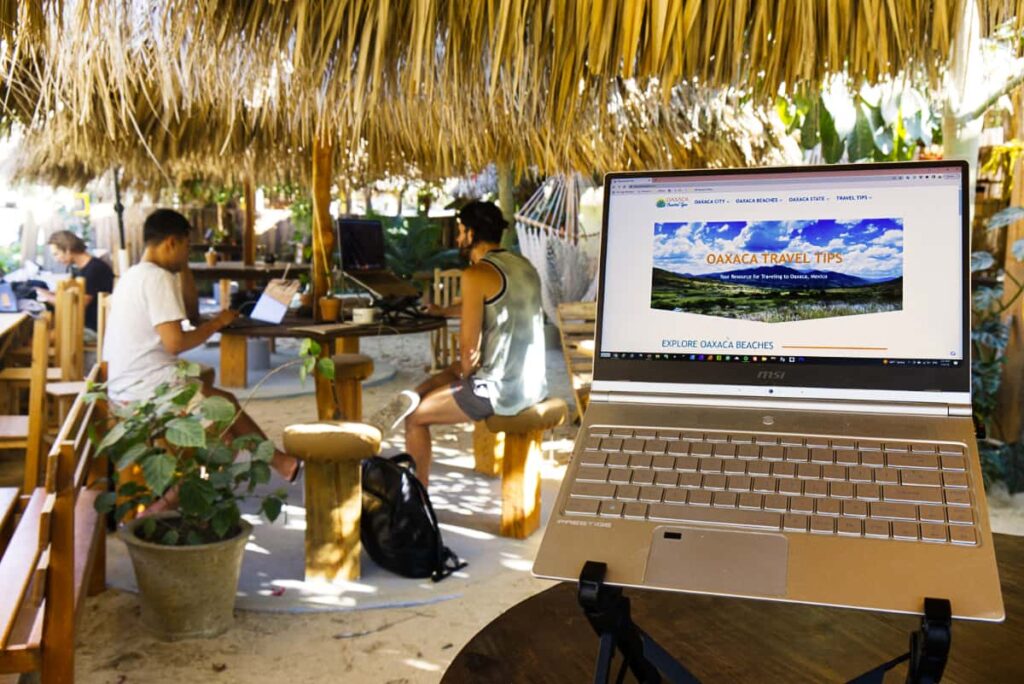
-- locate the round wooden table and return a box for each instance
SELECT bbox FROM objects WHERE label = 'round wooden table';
[218,315,445,418]
[443,533,1024,683]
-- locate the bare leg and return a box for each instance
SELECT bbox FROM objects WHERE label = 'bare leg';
[414,364,460,398]
[204,386,299,481]
[404,384,472,486]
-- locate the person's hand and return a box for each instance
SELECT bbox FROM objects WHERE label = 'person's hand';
[213,309,240,329]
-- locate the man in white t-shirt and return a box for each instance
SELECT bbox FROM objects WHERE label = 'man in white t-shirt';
[106,209,300,486]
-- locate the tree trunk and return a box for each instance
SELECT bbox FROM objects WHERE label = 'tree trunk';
[942,0,984,227]
[242,179,256,266]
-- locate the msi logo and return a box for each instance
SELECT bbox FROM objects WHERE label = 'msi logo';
[757,371,786,381]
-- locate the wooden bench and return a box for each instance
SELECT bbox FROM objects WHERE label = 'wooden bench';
[0,364,107,683]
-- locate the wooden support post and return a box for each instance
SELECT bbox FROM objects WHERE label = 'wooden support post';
[497,161,517,249]
[242,180,256,267]
[996,155,1024,441]
[311,137,335,321]
[336,377,363,422]
[304,459,361,582]
[473,422,504,477]
[219,334,248,388]
[218,278,231,312]
[334,337,359,355]
[500,430,543,538]
[314,343,339,421]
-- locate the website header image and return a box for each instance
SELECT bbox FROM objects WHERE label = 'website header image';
[650,218,904,323]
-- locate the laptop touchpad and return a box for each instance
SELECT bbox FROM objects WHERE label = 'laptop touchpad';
[644,526,788,597]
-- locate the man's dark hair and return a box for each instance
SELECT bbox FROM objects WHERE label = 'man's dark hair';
[47,230,87,254]
[458,201,508,244]
[143,209,192,246]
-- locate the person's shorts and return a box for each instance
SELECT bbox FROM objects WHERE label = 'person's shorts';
[451,376,495,421]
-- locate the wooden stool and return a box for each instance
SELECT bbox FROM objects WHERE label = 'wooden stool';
[283,421,381,582]
[478,399,568,538]
[330,353,374,421]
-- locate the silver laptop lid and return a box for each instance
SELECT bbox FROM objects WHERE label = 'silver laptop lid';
[593,162,970,405]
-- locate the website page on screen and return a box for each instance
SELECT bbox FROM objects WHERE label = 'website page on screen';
[600,167,964,370]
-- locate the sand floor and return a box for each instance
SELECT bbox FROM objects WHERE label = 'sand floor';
[55,331,1024,683]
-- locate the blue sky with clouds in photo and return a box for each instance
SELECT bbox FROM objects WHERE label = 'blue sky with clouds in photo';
[653,218,904,280]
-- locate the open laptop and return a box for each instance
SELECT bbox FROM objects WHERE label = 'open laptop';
[225,278,299,329]
[533,161,1005,621]
[339,218,421,302]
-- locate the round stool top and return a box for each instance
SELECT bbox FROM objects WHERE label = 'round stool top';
[485,398,568,434]
[330,353,375,381]
[283,421,382,461]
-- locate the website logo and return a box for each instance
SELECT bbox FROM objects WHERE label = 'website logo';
[656,196,688,208]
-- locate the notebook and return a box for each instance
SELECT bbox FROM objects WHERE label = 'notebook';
[226,278,299,328]
[532,161,1004,621]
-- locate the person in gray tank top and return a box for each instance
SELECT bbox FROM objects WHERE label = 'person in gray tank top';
[369,201,548,485]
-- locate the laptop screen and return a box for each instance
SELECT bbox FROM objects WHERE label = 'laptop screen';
[339,219,387,270]
[596,162,970,395]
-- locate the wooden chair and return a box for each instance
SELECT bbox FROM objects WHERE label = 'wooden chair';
[0,363,107,682]
[0,318,50,493]
[429,267,462,372]
[556,301,597,422]
[47,291,109,427]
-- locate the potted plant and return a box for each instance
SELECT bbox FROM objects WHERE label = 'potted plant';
[90,363,288,640]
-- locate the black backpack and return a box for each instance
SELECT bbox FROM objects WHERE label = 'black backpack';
[361,454,467,582]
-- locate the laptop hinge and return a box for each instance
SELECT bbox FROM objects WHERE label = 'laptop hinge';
[591,391,966,417]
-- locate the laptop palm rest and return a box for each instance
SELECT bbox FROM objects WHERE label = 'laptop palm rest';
[645,526,788,597]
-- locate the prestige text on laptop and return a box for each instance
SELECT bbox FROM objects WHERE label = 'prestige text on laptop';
[533,161,1004,621]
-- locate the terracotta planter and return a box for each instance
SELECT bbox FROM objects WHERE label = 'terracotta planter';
[319,296,342,322]
[204,250,218,266]
[121,514,251,641]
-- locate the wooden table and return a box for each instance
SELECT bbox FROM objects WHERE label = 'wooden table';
[218,315,444,413]
[189,261,311,310]
[444,533,1024,683]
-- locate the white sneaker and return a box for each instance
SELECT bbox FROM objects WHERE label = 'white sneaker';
[366,390,420,437]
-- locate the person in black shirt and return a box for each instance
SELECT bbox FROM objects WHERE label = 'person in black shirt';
[36,230,115,332]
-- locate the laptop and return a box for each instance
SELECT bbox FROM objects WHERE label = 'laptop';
[339,218,421,302]
[225,278,299,329]
[533,161,1005,621]
[0,282,17,312]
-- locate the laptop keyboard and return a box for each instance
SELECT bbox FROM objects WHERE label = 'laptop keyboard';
[566,426,979,546]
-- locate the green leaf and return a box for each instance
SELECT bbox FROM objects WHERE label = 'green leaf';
[142,517,157,540]
[115,442,150,471]
[799,98,819,150]
[161,529,180,546]
[179,478,217,517]
[166,417,206,448]
[199,396,236,423]
[973,286,1004,312]
[250,461,272,485]
[208,471,234,490]
[261,496,283,523]
[819,106,845,164]
[255,440,276,463]
[185,530,203,546]
[94,491,117,514]
[179,362,202,378]
[299,356,315,382]
[211,505,239,538]
[317,357,336,380]
[971,251,995,273]
[96,422,128,455]
[847,103,875,162]
[141,453,177,496]
[299,338,321,357]
[207,444,235,466]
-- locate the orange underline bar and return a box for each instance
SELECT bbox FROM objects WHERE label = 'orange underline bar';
[781,345,889,351]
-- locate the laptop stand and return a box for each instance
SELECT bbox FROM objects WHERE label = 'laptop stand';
[575,561,952,684]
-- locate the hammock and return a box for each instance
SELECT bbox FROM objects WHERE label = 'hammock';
[514,174,600,321]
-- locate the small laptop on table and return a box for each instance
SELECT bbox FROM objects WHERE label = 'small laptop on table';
[225,278,299,329]
[338,218,421,304]
[533,161,1004,621]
